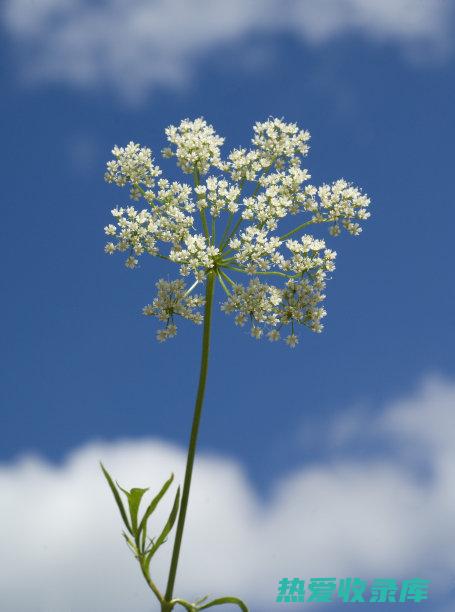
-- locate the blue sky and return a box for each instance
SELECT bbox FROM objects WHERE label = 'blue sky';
[1,1,455,611]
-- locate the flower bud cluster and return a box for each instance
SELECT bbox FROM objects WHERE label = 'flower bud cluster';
[221,278,282,330]
[142,279,204,341]
[221,249,330,347]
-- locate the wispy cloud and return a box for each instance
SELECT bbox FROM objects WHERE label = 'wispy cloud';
[0,375,454,609]
[2,0,452,100]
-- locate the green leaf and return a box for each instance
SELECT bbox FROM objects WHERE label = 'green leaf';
[100,462,132,535]
[126,487,149,536]
[198,597,248,611]
[138,473,174,539]
[144,486,180,570]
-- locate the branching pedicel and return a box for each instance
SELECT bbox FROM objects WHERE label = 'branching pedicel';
[101,118,371,611]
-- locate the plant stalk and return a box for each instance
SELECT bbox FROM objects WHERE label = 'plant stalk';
[163,271,216,609]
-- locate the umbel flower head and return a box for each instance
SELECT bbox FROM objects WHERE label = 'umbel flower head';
[104,117,370,346]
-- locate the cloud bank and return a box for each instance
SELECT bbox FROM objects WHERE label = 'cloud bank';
[1,375,454,610]
[2,0,452,99]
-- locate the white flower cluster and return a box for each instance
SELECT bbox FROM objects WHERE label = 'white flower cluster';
[104,206,159,268]
[162,117,225,175]
[104,117,371,344]
[143,279,204,342]
[170,235,220,280]
[194,177,240,217]
[229,227,282,273]
[303,179,371,236]
[282,235,336,275]
[226,118,310,183]
[105,142,162,201]
[242,165,311,230]
[221,237,331,347]
[252,118,311,164]
[228,147,263,182]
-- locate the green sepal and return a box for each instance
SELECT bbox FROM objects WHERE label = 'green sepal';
[100,462,132,535]
[144,486,180,570]
[138,473,174,540]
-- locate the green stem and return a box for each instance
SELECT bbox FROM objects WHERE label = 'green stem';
[221,217,322,259]
[216,270,231,296]
[218,211,234,250]
[224,265,293,279]
[211,216,216,246]
[220,215,243,252]
[218,269,236,287]
[220,256,236,265]
[279,219,325,241]
[163,272,216,609]
[193,169,210,241]
[220,162,275,252]
[201,210,210,241]
[218,178,246,250]
[139,561,164,605]
[134,182,163,207]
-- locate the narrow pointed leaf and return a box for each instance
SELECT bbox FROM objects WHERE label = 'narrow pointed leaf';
[138,473,174,537]
[126,487,149,536]
[113,480,149,537]
[100,462,132,535]
[198,596,248,611]
[144,486,180,570]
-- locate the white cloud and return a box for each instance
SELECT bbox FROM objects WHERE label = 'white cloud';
[0,375,454,610]
[2,0,452,100]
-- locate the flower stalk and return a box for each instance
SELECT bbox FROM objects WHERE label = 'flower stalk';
[164,271,215,607]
